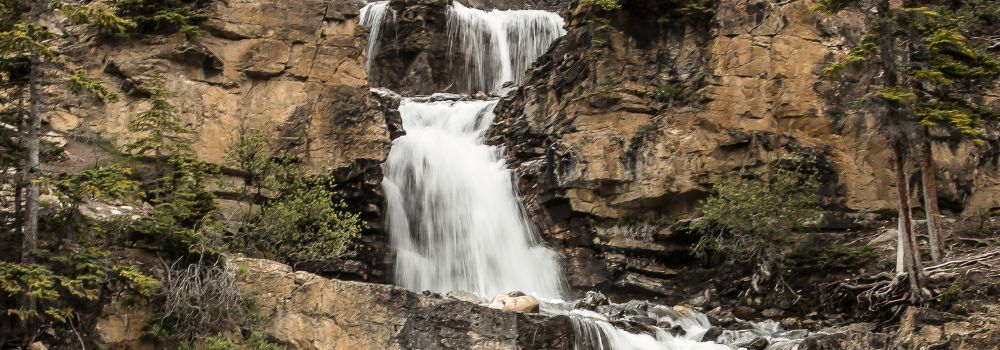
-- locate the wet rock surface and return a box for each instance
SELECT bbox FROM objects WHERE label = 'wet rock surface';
[463,0,567,12]
[365,0,455,95]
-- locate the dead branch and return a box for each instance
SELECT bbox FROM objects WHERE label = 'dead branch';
[156,256,248,341]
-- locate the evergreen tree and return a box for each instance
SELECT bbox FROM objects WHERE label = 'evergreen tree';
[224,121,277,214]
[0,0,120,265]
[125,74,194,188]
[1,3,124,336]
[817,0,1000,300]
[62,0,209,37]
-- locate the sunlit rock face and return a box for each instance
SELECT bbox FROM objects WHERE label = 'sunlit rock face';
[50,0,398,281]
[93,257,577,350]
[488,0,1000,298]
[234,258,575,350]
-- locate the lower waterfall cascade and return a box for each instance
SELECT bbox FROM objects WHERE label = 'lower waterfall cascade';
[383,98,564,299]
[381,95,808,350]
[370,2,811,349]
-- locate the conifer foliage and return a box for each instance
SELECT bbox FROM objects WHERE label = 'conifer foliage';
[817,0,1000,305]
[224,124,364,269]
[0,0,361,346]
[63,0,210,37]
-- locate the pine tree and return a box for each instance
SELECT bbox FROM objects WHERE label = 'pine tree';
[901,9,1000,262]
[817,0,1000,300]
[125,74,194,189]
[224,120,277,214]
[1,0,119,265]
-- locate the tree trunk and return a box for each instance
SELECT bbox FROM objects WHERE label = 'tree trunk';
[14,86,26,239]
[921,137,944,263]
[896,208,906,275]
[22,0,44,265]
[894,144,924,301]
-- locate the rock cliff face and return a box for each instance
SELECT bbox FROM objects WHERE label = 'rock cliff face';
[485,0,1000,296]
[799,306,1000,349]
[366,0,453,95]
[50,0,398,281]
[236,258,574,350]
[95,258,575,350]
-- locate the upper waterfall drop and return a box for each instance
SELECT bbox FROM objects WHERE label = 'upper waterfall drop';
[446,2,566,93]
[360,0,566,94]
[359,1,396,72]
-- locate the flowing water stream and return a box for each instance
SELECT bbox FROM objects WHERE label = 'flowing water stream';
[382,98,564,299]
[363,2,804,349]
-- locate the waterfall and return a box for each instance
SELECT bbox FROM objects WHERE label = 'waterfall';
[380,97,786,350]
[383,98,564,299]
[369,3,806,349]
[360,1,566,94]
[447,2,567,93]
[539,301,732,350]
[359,1,395,71]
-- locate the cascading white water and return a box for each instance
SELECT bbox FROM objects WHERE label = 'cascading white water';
[380,97,791,350]
[447,2,566,93]
[370,3,806,350]
[360,1,566,94]
[567,310,728,350]
[359,1,395,71]
[383,98,565,299]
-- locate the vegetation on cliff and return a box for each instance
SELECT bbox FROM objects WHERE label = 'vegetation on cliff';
[0,2,361,347]
[814,0,1000,320]
[693,155,822,275]
[63,0,210,37]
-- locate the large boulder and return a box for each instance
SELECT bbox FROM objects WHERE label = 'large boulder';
[94,257,576,349]
[487,293,541,313]
[233,258,573,349]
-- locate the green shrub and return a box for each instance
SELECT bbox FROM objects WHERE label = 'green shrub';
[131,155,220,258]
[248,332,287,350]
[791,244,878,271]
[654,82,701,107]
[115,0,209,35]
[223,122,362,268]
[65,0,210,36]
[692,154,822,267]
[582,0,622,11]
[224,122,281,215]
[202,335,235,350]
[1,162,156,329]
[1,250,158,324]
[54,165,141,205]
[0,261,81,323]
[812,0,859,14]
[239,177,363,268]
